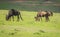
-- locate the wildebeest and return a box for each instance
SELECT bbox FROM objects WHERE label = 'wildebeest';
[6,9,23,21]
[35,10,53,22]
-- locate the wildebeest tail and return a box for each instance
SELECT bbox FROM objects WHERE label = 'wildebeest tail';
[50,11,53,16]
[19,12,23,20]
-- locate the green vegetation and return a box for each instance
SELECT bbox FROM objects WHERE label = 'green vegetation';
[0,1,60,12]
[0,10,60,37]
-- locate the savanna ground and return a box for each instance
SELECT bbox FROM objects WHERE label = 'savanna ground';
[0,10,60,37]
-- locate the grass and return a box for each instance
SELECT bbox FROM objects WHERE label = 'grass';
[0,10,60,37]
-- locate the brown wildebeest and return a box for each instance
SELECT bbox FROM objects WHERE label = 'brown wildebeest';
[6,9,23,21]
[35,10,53,22]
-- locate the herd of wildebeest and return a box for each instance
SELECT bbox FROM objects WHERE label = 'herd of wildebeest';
[6,9,53,22]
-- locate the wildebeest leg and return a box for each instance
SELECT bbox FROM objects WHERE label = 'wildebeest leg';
[45,16,49,22]
[40,17,42,21]
[38,17,40,21]
[12,16,14,21]
[47,17,50,21]
[39,16,42,21]
[9,17,11,21]
[17,15,19,21]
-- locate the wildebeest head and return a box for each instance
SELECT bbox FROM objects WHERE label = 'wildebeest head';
[34,16,37,20]
[6,15,10,21]
[34,16,39,21]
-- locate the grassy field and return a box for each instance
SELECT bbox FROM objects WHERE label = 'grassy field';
[0,10,60,37]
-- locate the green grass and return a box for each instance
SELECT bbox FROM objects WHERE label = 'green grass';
[0,10,60,37]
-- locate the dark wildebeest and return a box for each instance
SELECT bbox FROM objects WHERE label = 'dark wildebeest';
[35,10,53,22]
[6,9,23,21]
